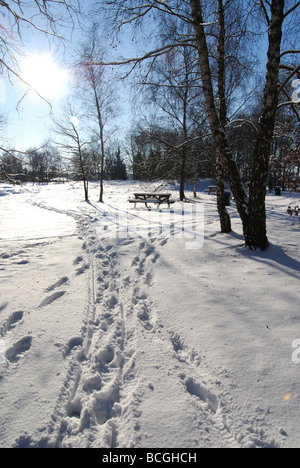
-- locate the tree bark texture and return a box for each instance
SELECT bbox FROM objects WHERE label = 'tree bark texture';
[244,0,285,250]
[216,0,232,233]
[189,0,285,249]
[189,0,248,229]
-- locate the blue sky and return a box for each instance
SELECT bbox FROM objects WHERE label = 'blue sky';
[0,1,134,151]
[0,0,279,153]
[1,49,137,154]
[0,12,76,150]
[2,53,76,150]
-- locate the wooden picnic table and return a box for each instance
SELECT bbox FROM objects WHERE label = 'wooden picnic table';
[128,193,175,209]
[205,186,217,194]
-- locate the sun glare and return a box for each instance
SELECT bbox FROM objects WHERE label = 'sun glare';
[20,53,68,100]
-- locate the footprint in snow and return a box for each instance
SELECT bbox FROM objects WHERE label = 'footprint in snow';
[63,336,83,357]
[73,256,84,265]
[0,310,24,336]
[39,291,66,308]
[181,375,219,414]
[106,295,118,309]
[0,302,8,313]
[137,303,154,331]
[15,260,30,265]
[45,277,69,293]
[6,336,32,363]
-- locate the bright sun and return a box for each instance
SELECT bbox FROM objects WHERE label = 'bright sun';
[20,53,68,100]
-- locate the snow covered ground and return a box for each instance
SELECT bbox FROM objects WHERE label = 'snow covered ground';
[0,180,299,448]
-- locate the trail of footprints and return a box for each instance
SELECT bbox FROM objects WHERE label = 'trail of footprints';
[169,331,239,447]
[0,252,90,366]
[0,310,24,337]
[1,200,279,448]
[51,230,236,448]
[0,311,30,364]
[1,206,274,448]
[55,235,128,447]
[47,233,162,447]
[0,213,256,449]
[122,238,242,447]
[0,250,33,364]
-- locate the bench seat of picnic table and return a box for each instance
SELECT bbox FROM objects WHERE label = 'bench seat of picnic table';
[128,193,175,208]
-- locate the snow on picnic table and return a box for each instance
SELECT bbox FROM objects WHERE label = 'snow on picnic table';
[0,181,299,448]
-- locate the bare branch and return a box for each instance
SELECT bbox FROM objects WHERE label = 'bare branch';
[0,0,80,95]
[117,5,153,29]
[0,58,53,111]
[284,2,300,18]
[0,141,51,165]
[281,50,300,58]
[226,118,259,133]
[278,64,300,93]
[259,0,270,25]
[91,40,197,67]
[279,86,300,123]
[277,100,299,109]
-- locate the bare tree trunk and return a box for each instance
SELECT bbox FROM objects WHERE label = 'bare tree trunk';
[190,0,285,249]
[90,72,106,203]
[179,147,187,201]
[76,27,118,204]
[216,157,232,232]
[180,91,188,201]
[244,0,285,250]
[73,123,89,202]
[99,131,105,203]
[216,0,231,233]
[78,150,89,202]
[189,0,248,231]
[97,99,105,203]
[83,178,89,202]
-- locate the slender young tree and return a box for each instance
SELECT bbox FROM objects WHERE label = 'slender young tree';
[52,103,90,201]
[75,27,118,202]
[142,46,206,200]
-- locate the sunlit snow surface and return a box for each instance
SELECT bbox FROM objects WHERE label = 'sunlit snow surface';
[0,181,299,449]
[0,196,76,240]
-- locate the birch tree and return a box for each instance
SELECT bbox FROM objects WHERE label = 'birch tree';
[143,46,207,200]
[52,104,90,201]
[244,0,287,249]
[215,0,232,233]
[75,27,119,202]
[95,0,299,250]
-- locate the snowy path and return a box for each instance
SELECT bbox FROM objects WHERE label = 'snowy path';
[19,196,234,448]
[0,182,300,448]
[36,209,240,448]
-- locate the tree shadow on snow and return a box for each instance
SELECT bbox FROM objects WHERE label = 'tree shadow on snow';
[208,230,300,280]
[238,242,300,280]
